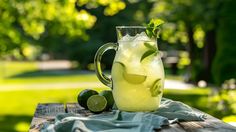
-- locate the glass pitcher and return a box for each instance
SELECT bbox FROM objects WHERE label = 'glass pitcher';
[94,26,165,112]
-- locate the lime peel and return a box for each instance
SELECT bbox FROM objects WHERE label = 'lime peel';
[150,78,162,97]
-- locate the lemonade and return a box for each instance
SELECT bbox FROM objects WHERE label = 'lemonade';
[94,25,165,112]
[111,32,164,111]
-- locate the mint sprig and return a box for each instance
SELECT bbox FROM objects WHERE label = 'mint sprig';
[146,19,164,38]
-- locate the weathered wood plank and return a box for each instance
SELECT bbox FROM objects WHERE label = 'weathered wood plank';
[66,103,94,116]
[29,103,65,132]
[160,123,186,132]
[177,110,236,132]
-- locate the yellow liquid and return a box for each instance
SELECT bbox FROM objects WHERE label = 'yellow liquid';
[111,40,164,112]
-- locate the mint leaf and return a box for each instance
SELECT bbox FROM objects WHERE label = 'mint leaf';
[146,18,164,38]
[144,42,157,51]
[148,19,164,27]
[145,28,153,39]
[140,42,159,62]
[140,50,156,62]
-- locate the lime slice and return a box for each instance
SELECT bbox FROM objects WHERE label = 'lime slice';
[150,79,162,97]
[99,90,114,110]
[77,89,98,109]
[87,95,107,113]
[113,61,146,84]
[123,72,147,84]
[112,62,125,80]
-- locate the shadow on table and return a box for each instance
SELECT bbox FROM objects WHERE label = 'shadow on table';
[0,115,31,132]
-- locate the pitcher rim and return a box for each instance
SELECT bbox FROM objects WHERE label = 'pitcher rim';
[116,26,146,29]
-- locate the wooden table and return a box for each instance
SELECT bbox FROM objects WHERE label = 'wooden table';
[29,103,236,132]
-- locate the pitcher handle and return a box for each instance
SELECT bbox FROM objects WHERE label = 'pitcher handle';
[94,43,118,88]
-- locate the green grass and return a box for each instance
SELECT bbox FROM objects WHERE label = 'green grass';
[0,88,108,132]
[0,88,210,132]
[1,73,98,84]
[0,61,99,84]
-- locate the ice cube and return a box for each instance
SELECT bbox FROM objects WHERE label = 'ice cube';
[125,60,146,76]
[133,32,150,41]
[119,34,133,42]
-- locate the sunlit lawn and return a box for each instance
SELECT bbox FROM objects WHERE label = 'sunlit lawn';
[0,61,234,131]
[0,88,107,132]
[0,61,99,84]
[0,61,183,85]
[0,87,210,132]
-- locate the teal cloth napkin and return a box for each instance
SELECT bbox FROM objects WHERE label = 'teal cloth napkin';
[41,98,206,132]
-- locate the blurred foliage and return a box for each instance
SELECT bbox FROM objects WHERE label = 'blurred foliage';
[0,0,235,84]
[77,0,126,16]
[209,79,236,118]
[149,0,223,83]
[0,0,125,60]
[149,0,221,44]
[212,0,236,85]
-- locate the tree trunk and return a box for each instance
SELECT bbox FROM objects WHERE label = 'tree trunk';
[185,25,197,83]
[203,29,217,82]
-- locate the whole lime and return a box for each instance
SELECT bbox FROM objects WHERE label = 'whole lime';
[77,89,98,109]
[99,90,114,110]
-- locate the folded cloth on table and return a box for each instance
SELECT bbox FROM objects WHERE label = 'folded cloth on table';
[41,98,206,132]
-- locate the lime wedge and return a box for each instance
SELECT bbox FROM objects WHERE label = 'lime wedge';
[112,62,125,80]
[87,95,107,113]
[123,72,147,84]
[150,79,162,97]
[113,61,146,84]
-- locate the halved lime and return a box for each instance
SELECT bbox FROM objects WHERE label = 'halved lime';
[99,90,114,110]
[87,95,107,113]
[150,79,162,97]
[77,89,98,109]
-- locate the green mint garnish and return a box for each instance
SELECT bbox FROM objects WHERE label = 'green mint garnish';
[146,19,164,38]
[141,50,156,62]
[140,42,159,62]
[150,78,162,97]
[144,42,157,51]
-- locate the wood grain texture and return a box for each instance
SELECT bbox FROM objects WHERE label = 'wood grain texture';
[160,124,186,132]
[177,109,236,132]
[29,103,65,132]
[30,103,236,132]
[66,103,92,116]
